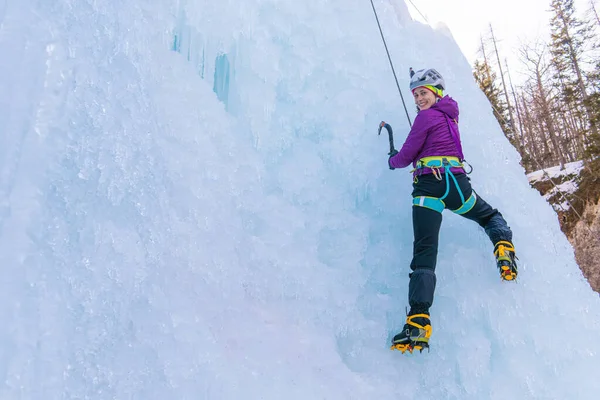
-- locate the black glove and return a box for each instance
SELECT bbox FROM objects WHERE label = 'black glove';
[388,149,398,170]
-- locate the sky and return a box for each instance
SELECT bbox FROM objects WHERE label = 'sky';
[2,0,600,398]
[406,0,596,80]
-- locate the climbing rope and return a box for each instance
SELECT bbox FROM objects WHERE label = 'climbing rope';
[369,0,412,127]
[406,0,430,24]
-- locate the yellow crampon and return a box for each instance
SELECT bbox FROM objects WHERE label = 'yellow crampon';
[390,314,432,354]
[494,240,518,281]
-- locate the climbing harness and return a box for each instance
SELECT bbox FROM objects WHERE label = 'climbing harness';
[411,156,477,215]
[413,156,464,179]
[369,0,412,127]
[407,108,476,215]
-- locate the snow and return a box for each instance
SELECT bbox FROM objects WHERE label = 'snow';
[1,0,600,399]
[543,180,580,212]
[527,161,584,211]
[527,160,585,184]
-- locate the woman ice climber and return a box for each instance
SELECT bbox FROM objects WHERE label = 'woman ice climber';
[387,68,518,353]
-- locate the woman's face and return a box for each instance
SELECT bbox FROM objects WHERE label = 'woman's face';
[413,87,437,111]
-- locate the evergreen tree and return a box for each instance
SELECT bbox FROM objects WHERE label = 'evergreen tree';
[583,1,600,159]
[472,59,513,143]
[549,0,597,148]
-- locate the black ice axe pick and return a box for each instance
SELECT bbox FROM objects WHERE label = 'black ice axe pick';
[378,121,397,155]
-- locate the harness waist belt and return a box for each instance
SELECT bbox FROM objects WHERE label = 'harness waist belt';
[416,156,464,169]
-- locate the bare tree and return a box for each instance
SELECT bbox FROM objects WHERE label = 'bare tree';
[505,58,525,153]
[490,25,518,140]
[520,42,567,168]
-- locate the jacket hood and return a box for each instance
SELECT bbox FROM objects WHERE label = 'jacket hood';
[431,96,459,120]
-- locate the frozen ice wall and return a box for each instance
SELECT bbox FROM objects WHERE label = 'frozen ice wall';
[1,0,599,399]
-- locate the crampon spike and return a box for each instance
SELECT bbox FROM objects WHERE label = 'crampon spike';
[390,342,429,354]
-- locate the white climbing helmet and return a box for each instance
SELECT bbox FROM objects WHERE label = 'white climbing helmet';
[409,68,445,92]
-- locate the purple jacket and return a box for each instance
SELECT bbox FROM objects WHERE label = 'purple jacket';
[389,96,464,175]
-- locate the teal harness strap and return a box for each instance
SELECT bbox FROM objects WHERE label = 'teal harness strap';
[436,166,459,204]
[439,170,451,201]
[453,192,477,215]
[413,160,474,215]
[412,196,445,213]
[447,169,465,204]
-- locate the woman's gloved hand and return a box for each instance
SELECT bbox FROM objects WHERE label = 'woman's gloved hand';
[388,149,398,170]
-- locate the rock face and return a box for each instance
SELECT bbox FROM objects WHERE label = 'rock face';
[528,161,600,294]
[569,199,600,293]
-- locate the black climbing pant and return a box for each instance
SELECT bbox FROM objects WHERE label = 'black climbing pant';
[408,173,513,312]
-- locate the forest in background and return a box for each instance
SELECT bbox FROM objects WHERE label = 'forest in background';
[474,0,600,174]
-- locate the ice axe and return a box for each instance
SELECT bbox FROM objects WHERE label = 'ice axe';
[378,121,397,155]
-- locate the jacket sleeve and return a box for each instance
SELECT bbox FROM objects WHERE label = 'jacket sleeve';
[389,112,430,169]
